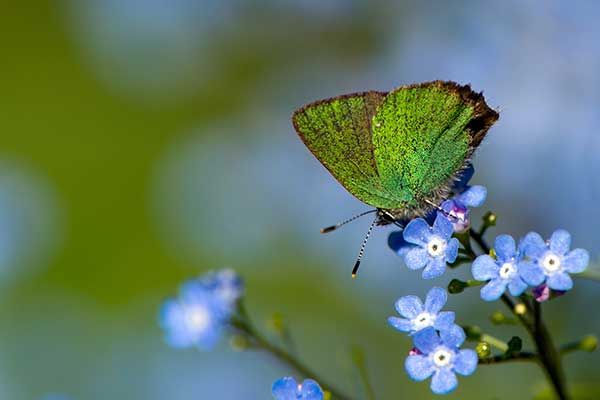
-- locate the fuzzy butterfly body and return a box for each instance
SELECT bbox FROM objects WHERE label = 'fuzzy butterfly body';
[292,81,498,222]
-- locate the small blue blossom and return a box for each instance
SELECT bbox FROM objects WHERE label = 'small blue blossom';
[200,268,244,313]
[405,326,477,395]
[272,377,323,400]
[518,229,589,291]
[388,287,456,335]
[399,215,459,279]
[159,269,244,350]
[472,234,528,301]
[438,185,487,233]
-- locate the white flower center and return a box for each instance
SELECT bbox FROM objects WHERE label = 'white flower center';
[432,348,453,367]
[427,237,446,257]
[184,305,211,332]
[542,253,561,273]
[413,312,434,330]
[498,262,517,280]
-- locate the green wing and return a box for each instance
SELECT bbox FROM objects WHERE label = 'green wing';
[371,81,498,208]
[292,92,404,209]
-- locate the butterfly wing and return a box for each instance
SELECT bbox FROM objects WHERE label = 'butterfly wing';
[371,81,498,210]
[293,92,406,209]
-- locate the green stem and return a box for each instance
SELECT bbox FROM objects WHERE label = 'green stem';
[478,351,537,365]
[532,301,569,400]
[351,346,376,400]
[235,304,352,400]
[480,333,509,352]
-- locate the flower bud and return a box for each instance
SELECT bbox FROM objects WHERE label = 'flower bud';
[476,342,491,358]
[448,279,467,294]
[578,335,598,352]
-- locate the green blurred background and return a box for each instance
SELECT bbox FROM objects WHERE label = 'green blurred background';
[1,1,599,399]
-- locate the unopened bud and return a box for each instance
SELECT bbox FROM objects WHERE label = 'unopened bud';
[514,303,527,315]
[463,325,482,340]
[490,311,506,325]
[506,336,523,354]
[476,342,491,358]
[448,279,467,294]
[579,335,598,352]
[483,211,497,226]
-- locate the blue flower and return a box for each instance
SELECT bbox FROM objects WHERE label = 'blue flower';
[472,234,528,301]
[400,215,459,279]
[388,287,456,335]
[272,377,324,400]
[200,268,244,313]
[518,229,589,291]
[159,269,244,350]
[405,326,477,395]
[438,185,487,233]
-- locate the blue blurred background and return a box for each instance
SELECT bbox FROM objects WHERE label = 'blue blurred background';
[1,1,599,399]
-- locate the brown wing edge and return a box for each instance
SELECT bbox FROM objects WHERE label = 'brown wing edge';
[387,80,499,148]
[291,90,389,202]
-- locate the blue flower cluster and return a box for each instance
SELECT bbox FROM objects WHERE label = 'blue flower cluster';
[159,269,244,350]
[389,287,477,394]
[271,377,323,400]
[473,230,589,301]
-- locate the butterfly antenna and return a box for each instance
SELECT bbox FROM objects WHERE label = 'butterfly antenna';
[424,199,458,222]
[320,209,377,233]
[351,216,378,278]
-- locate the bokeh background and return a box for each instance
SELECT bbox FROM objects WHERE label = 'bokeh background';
[1,1,599,399]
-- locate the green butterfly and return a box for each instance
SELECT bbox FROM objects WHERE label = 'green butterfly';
[292,80,498,276]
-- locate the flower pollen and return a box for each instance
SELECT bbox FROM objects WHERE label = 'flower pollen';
[414,312,433,330]
[542,253,561,273]
[427,237,446,257]
[184,305,211,331]
[432,348,453,367]
[498,262,517,280]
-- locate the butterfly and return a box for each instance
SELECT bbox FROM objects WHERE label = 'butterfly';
[292,80,498,276]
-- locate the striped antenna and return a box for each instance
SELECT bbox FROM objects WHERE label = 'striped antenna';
[320,209,377,233]
[351,216,378,278]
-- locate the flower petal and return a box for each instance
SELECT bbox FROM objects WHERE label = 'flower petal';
[434,312,455,332]
[424,287,447,314]
[394,295,424,319]
[458,185,487,207]
[519,261,546,286]
[440,324,466,348]
[494,234,516,261]
[445,238,459,263]
[422,257,447,279]
[508,276,528,296]
[562,249,589,273]
[433,214,454,240]
[272,377,298,400]
[519,232,546,259]
[431,368,458,395]
[480,278,508,301]
[404,247,430,270]
[549,229,571,256]
[388,231,412,256]
[413,327,442,354]
[405,355,434,381]
[388,317,413,332]
[453,349,478,376]
[472,255,499,281]
[299,379,324,398]
[547,272,573,291]
[403,218,432,246]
